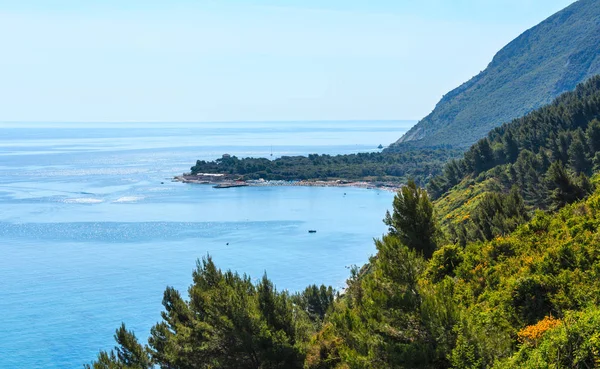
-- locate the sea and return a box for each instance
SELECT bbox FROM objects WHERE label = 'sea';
[0,121,413,368]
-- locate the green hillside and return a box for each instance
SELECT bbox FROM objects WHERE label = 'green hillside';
[389,0,600,150]
[86,77,600,368]
[430,75,600,239]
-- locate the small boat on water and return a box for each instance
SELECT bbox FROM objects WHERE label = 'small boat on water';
[308,230,317,233]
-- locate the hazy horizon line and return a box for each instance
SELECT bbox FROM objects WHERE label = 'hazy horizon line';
[0,119,418,124]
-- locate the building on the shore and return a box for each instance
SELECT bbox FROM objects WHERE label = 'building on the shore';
[196,173,225,177]
[222,153,231,159]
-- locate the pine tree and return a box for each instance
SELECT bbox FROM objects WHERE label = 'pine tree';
[85,324,152,369]
[545,161,590,210]
[384,180,439,258]
[586,119,600,153]
[503,130,520,162]
[294,285,335,322]
[568,129,591,173]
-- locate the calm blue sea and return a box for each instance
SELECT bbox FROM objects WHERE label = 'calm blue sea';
[0,121,413,368]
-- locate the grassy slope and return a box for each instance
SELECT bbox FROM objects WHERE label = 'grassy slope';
[434,177,500,228]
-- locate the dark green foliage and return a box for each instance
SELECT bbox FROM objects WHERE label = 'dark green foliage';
[301,88,600,366]
[568,129,591,173]
[114,325,152,369]
[88,256,323,369]
[428,75,600,208]
[189,148,462,186]
[293,285,336,323]
[511,150,548,205]
[389,0,600,149]
[384,179,440,258]
[450,332,483,369]
[465,139,495,174]
[439,191,600,369]
[511,276,553,326]
[307,236,452,369]
[85,324,151,369]
[426,244,463,283]
[450,187,530,245]
[586,119,600,152]
[154,259,307,369]
[502,131,520,163]
[545,161,592,210]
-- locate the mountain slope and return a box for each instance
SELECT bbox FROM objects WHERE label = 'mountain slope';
[429,75,600,244]
[389,0,600,150]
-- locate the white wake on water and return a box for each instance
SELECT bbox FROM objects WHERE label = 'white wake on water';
[63,198,104,204]
[113,196,145,203]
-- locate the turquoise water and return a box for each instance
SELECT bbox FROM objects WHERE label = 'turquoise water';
[0,121,412,368]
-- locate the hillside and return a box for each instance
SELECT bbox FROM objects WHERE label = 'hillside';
[304,75,600,368]
[429,75,600,238]
[87,77,600,368]
[389,0,600,150]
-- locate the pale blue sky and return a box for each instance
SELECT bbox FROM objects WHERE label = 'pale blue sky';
[0,0,576,122]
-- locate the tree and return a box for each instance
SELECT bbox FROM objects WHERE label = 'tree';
[568,129,591,174]
[512,150,546,204]
[85,324,152,369]
[502,130,520,163]
[586,119,600,153]
[294,285,335,323]
[545,161,591,210]
[469,138,495,174]
[88,256,312,369]
[451,186,530,245]
[384,179,439,258]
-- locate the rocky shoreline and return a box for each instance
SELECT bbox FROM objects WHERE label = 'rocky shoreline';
[173,173,401,192]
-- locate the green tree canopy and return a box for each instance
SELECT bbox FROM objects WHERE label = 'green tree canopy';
[384,179,440,258]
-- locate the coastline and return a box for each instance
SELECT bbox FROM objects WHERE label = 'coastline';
[173,174,402,192]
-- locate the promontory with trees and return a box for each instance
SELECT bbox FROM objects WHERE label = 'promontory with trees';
[187,148,461,186]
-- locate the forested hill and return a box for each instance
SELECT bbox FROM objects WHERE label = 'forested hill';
[388,0,600,150]
[429,75,600,241]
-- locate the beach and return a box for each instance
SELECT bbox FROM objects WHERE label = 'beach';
[174,173,402,192]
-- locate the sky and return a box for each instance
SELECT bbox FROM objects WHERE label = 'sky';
[0,0,577,122]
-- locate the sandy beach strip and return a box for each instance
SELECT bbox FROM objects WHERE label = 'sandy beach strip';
[173,174,401,192]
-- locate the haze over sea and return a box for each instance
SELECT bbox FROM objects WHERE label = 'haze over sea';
[0,121,412,368]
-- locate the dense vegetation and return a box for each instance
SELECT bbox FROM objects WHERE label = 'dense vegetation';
[88,77,600,368]
[190,148,461,186]
[307,182,600,369]
[87,180,600,368]
[389,0,600,149]
[86,269,336,369]
[428,75,600,245]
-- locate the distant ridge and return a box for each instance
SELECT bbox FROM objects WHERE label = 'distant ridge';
[388,0,600,150]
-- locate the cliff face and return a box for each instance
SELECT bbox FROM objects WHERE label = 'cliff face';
[389,0,600,150]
